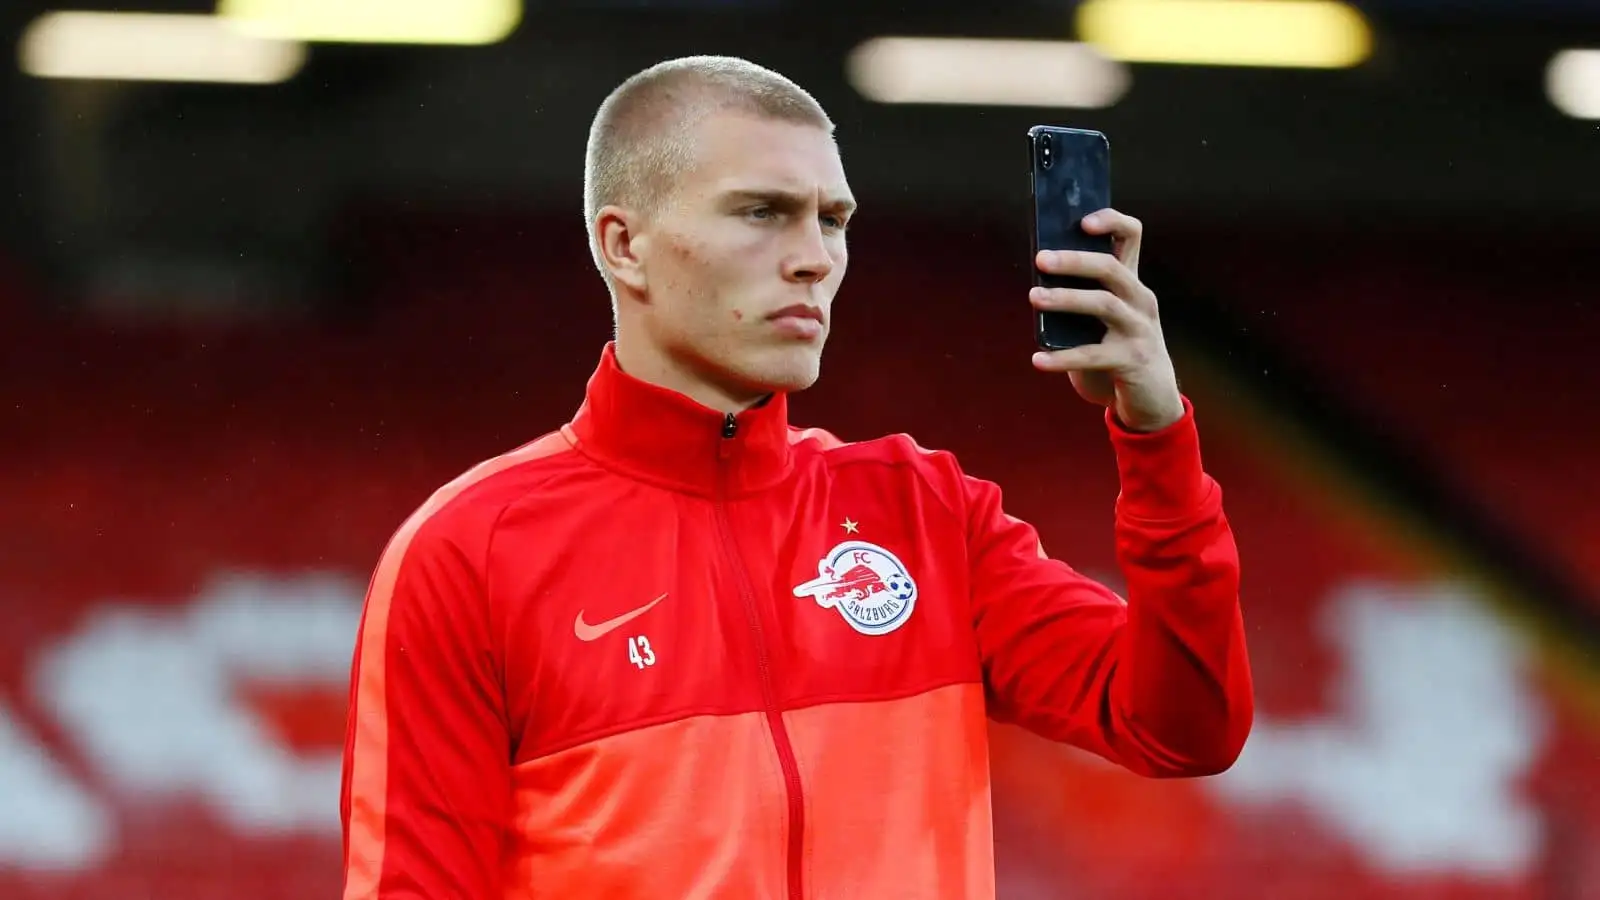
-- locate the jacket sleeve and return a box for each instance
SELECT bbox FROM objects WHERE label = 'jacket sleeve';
[967,398,1253,777]
[341,513,510,899]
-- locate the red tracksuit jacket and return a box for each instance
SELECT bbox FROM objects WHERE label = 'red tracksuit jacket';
[340,342,1253,899]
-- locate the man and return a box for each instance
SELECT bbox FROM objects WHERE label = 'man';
[340,55,1252,900]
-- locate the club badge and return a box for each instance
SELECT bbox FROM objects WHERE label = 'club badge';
[793,541,917,636]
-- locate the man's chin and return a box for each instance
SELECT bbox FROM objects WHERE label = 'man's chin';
[745,346,823,395]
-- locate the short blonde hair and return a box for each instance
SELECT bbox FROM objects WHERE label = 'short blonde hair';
[582,55,835,287]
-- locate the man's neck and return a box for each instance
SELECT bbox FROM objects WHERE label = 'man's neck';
[611,333,769,416]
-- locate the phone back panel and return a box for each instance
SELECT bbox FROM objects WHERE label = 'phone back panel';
[1028,126,1112,349]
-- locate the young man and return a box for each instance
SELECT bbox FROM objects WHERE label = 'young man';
[340,55,1253,900]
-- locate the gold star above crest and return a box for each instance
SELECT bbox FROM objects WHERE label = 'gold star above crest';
[841,518,860,534]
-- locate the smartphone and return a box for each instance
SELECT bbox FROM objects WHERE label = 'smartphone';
[1027,125,1113,350]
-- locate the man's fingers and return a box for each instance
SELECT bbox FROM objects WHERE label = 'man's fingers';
[1029,286,1143,333]
[1035,250,1143,303]
[1081,208,1142,243]
[1082,208,1143,271]
[1031,344,1118,372]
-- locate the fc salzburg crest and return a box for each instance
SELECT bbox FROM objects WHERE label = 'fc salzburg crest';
[793,541,917,636]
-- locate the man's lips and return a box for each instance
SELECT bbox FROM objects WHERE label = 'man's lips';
[766,303,826,340]
[768,304,824,324]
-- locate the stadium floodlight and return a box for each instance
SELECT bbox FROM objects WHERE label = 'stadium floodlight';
[18,11,305,84]
[1547,49,1600,120]
[846,37,1130,109]
[216,0,521,46]
[1075,0,1373,69]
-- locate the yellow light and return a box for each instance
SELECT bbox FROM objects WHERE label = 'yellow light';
[847,37,1130,109]
[216,0,521,46]
[19,11,305,84]
[1547,49,1600,120]
[1076,0,1373,69]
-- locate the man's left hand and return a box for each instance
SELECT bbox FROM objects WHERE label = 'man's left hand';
[1029,208,1185,433]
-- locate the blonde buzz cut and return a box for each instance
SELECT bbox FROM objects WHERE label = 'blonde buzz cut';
[582,55,836,292]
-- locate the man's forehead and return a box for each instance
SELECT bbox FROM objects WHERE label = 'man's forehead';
[684,112,849,194]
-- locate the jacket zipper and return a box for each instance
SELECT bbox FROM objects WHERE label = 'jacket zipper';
[715,410,806,900]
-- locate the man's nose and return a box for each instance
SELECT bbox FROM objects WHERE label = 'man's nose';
[783,224,834,284]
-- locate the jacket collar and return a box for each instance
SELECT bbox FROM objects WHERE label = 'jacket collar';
[564,343,795,497]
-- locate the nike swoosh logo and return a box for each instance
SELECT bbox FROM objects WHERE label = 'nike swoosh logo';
[573,593,667,642]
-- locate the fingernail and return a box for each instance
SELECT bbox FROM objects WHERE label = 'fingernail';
[1031,352,1050,367]
[1083,213,1100,227]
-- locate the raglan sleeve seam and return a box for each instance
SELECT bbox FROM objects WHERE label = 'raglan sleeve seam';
[481,497,519,706]
[902,445,969,527]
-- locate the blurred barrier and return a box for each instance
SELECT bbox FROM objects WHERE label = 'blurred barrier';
[1,211,1596,898]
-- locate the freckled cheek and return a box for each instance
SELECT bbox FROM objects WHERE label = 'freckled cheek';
[662,240,728,302]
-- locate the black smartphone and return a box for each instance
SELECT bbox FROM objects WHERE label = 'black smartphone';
[1027,125,1113,350]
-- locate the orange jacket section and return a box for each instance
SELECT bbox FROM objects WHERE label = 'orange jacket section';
[498,684,991,900]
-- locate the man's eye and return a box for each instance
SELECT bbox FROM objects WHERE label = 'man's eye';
[746,206,774,220]
[822,215,848,231]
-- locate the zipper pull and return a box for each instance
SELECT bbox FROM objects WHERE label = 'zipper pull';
[722,412,738,439]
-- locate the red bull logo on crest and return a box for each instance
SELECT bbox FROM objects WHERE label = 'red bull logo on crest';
[793,540,918,636]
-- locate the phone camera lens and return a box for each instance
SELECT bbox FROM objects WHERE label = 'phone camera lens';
[1039,135,1054,169]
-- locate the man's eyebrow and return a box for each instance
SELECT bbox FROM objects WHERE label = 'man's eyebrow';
[721,188,857,214]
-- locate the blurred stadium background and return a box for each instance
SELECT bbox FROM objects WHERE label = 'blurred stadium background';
[2,0,1599,898]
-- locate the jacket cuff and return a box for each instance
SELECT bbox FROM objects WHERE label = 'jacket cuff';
[1106,395,1209,519]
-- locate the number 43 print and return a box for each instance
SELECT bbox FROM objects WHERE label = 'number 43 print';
[627,635,656,669]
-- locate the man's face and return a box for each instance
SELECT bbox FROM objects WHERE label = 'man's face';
[631,111,854,401]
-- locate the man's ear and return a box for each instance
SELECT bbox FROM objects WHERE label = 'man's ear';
[595,205,649,294]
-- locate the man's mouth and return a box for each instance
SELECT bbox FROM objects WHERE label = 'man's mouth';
[767,304,826,340]
[768,304,825,324]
